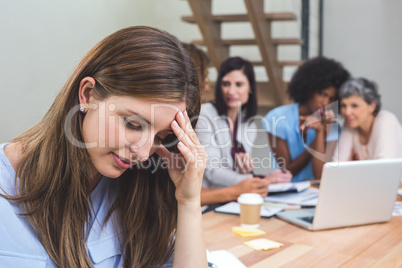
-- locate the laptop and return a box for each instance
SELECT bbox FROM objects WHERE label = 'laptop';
[276,158,402,231]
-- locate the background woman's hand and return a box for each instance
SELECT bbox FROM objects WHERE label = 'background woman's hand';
[265,168,292,184]
[349,150,360,161]
[235,152,254,174]
[300,109,335,134]
[156,110,207,206]
[233,177,270,198]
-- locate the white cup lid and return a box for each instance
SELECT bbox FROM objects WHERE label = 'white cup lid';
[237,193,264,205]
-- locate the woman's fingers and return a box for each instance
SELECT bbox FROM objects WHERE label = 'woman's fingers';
[174,111,203,153]
[170,110,207,173]
[235,153,254,174]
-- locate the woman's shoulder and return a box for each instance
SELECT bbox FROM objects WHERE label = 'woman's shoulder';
[374,110,401,127]
[200,102,218,116]
[2,143,21,171]
[263,104,298,129]
[265,103,297,118]
[376,110,400,122]
[0,143,17,190]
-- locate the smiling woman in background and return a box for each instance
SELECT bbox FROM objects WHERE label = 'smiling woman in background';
[0,26,207,267]
[333,77,402,161]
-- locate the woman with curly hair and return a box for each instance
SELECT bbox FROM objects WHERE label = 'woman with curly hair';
[263,56,350,181]
[333,77,402,161]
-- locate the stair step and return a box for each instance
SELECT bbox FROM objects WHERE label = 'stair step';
[193,38,302,46]
[182,12,296,23]
[251,60,304,67]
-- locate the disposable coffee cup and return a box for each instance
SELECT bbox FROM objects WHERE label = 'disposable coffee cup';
[237,193,264,228]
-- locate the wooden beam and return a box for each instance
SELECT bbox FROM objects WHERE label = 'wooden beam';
[244,0,289,105]
[182,12,297,23]
[187,0,229,70]
[193,38,302,46]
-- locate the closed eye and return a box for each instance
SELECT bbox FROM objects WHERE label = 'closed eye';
[123,117,142,130]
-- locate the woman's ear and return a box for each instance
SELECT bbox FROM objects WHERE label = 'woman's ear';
[78,77,96,111]
[369,102,377,114]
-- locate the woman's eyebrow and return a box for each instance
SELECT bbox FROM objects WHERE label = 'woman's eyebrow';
[126,109,176,132]
[126,109,153,127]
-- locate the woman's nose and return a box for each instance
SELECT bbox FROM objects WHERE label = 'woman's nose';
[343,106,351,116]
[226,85,236,94]
[129,139,152,162]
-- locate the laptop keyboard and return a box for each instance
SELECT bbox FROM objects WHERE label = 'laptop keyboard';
[299,216,314,223]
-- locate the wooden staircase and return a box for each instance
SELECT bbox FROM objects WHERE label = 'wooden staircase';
[182,0,304,107]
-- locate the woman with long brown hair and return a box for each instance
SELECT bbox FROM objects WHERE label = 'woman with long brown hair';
[0,26,207,267]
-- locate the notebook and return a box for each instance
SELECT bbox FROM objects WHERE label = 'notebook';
[276,159,402,231]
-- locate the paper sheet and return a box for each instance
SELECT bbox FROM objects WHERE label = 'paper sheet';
[393,201,402,216]
[232,226,266,237]
[207,250,246,268]
[243,238,283,251]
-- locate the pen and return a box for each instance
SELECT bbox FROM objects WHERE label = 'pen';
[253,168,286,178]
[252,171,265,179]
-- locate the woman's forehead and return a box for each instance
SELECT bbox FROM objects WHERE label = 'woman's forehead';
[106,95,185,128]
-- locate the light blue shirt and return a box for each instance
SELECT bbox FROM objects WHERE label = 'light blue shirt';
[262,104,339,182]
[0,143,173,267]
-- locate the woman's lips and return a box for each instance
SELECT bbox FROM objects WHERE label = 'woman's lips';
[345,118,355,124]
[112,153,131,169]
[226,98,238,103]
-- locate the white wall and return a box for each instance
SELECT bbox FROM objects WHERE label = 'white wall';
[323,0,402,122]
[1,0,401,143]
[0,0,194,142]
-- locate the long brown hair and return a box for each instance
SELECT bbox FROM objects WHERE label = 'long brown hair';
[3,26,200,267]
[181,42,210,95]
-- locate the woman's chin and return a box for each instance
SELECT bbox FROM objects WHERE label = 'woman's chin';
[99,167,128,179]
[346,122,359,129]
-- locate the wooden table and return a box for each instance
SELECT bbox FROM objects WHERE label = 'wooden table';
[203,192,402,267]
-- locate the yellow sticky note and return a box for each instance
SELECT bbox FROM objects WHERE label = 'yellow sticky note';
[232,226,266,237]
[244,238,283,251]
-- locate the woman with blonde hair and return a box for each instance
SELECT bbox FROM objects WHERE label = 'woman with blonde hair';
[0,26,207,267]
